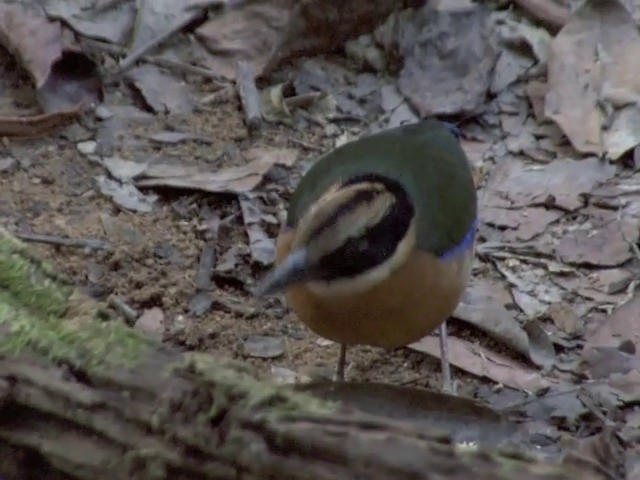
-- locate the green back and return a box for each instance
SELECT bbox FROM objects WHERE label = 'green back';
[287,120,477,257]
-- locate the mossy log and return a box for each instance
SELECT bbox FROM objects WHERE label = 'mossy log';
[0,230,607,480]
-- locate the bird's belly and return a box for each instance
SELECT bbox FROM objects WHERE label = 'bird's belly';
[285,247,474,348]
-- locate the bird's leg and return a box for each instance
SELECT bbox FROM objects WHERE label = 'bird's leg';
[334,343,348,382]
[439,320,454,394]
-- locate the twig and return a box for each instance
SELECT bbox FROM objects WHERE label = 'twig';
[107,295,138,325]
[81,38,227,86]
[15,232,109,250]
[512,0,571,31]
[195,242,216,291]
[235,60,262,132]
[289,137,324,152]
[283,92,327,110]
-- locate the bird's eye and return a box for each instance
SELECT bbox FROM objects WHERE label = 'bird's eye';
[443,122,461,140]
[358,240,369,251]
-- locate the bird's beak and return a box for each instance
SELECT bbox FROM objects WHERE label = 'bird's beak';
[254,248,315,297]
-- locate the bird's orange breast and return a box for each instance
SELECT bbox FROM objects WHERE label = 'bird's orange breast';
[275,228,474,348]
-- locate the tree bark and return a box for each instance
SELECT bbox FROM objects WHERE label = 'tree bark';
[0,229,607,480]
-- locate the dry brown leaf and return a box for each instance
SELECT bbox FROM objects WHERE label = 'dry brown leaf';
[454,278,556,368]
[585,292,640,351]
[239,193,275,266]
[409,336,554,392]
[480,157,617,212]
[0,5,102,114]
[127,65,195,115]
[555,207,640,267]
[136,148,298,194]
[398,2,497,116]
[194,0,408,79]
[45,0,135,44]
[545,0,640,159]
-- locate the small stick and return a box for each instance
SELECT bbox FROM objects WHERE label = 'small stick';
[15,232,109,250]
[81,38,227,86]
[235,60,262,132]
[195,242,216,291]
[107,295,138,325]
[289,137,323,152]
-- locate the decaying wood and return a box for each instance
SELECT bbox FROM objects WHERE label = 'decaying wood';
[0,229,608,480]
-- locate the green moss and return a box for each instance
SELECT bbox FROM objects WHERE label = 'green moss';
[185,353,336,420]
[0,230,150,371]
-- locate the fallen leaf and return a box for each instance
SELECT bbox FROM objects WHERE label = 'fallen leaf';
[397,2,497,116]
[0,5,103,115]
[480,157,617,212]
[195,0,404,79]
[95,175,157,213]
[545,0,640,159]
[585,292,640,351]
[555,207,640,267]
[127,64,195,115]
[454,279,555,368]
[102,157,149,182]
[409,335,554,392]
[123,0,205,67]
[239,193,275,266]
[546,302,581,335]
[135,307,164,341]
[136,148,298,194]
[45,0,135,44]
[242,334,284,358]
[578,346,640,379]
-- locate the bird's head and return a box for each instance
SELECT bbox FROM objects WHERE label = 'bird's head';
[255,174,416,297]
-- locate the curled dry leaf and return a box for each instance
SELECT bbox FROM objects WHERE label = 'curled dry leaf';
[545,0,640,159]
[194,0,414,79]
[480,157,617,212]
[409,335,553,392]
[397,2,497,116]
[585,292,640,351]
[127,64,195,115]
[45,0,135,44]
[0,5,102,121]
[242,334,284,359]
[555,207,640,267]
[136,148,298,194]
[453,279,556,368]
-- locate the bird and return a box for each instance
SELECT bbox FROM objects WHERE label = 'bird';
[255,119,477,392]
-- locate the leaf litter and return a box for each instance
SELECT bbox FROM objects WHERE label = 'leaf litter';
[0,0,639,473]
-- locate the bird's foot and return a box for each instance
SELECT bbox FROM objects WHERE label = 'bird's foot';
[333,343,348,382]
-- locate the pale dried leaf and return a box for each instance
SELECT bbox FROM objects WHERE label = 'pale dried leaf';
[480,157,617,212]
[585,292,640,351]
[137,148,297,194]
[242,334,284,358]
[95,175,157,213]
[398,2,497,116]
[545,0,640,158]
[555,207,640,267]
[127,64,195,115]
[0,5,103,113]
[45,0,135,44]
[454,279,555,368]
[409,336,553,392]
